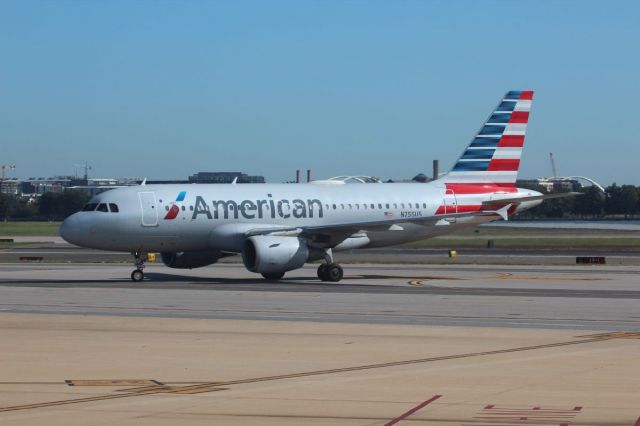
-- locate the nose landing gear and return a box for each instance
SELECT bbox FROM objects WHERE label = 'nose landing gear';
[131,252,147,282]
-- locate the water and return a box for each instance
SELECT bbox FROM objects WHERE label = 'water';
[484,220,640,231]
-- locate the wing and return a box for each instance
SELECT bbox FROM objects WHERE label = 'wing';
[242,206,512,247]
[244,192,580,247]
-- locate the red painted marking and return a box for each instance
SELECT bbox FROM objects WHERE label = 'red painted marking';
[164,204,180,220]
[509,111,529,123]
[498,135,525,147]
[520,90,534,100]
[384,395,442,426]
[488,159,520,171]
[634,415,640,426]
[445,183,517,194]
[435,205,482,215]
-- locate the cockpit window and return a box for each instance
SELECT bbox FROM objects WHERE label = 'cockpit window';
[82,203,98,211]
[96,203,109,212]
[109,203,119,213]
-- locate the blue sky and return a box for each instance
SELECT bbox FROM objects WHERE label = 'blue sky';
[1,0,638,185]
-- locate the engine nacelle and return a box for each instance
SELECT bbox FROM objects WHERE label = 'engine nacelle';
[160,251,221,269]
[242,235,309,274]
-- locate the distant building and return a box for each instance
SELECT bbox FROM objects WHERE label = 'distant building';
[20,177,73,195]
[517,176,605,193]
[3,171,266,199]
[0,179,19,195]
[188,172,265,184]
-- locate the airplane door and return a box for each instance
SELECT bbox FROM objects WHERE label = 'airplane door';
[138,192,158,227]
[444,189,458,221]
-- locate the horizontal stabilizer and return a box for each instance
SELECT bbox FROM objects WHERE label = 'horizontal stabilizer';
[482,192,581,207]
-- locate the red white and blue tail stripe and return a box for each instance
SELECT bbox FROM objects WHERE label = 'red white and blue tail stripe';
[443,90,533,185]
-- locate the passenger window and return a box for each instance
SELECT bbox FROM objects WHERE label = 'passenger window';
[181,205,185,211]
[82,203,98,211]
[190,206,193,211]
[340,204,344,209]
[96,203,108,213]
[422,203,427,208]
[378,203,382,209]
[109,203,119,213]
[401,203,405,208]
[370,204,375,209]
[165,205,170,211]
[386,203,390,209]
[364,204,367,209]
[332,204,336,210]
[394,203,397,209]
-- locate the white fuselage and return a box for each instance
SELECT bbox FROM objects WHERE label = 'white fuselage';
[59,180,541,253]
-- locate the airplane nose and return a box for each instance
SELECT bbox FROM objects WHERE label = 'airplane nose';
[59,213,85,246]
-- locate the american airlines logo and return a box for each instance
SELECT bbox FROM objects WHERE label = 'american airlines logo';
[191,194,324,220]
[164,191,187,220]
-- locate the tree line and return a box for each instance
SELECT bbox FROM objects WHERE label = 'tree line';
[0,191,89,220]
[518,184,640,219]
[1,184,640,221]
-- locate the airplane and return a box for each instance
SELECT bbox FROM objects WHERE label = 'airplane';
[60,90,569,282]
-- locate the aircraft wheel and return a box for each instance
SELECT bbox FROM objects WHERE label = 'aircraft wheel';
[131,269,144,282]
[317,264,329,281]
[325,264,343,282]
[262,272,285,281]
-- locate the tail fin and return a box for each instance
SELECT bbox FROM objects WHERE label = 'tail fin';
[441,90,534,185]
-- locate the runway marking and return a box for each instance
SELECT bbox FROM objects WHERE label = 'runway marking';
[383,394,442,425]
[0,332,635,413]
[467,404,582,425]
[493,272,604,281]
[409,273,605,287]
[65,379,162,387]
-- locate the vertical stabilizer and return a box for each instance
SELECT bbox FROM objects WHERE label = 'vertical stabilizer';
[441,90,534,186]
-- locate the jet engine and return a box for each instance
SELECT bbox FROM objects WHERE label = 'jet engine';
[242,235,310,274]
[160,251,222,269]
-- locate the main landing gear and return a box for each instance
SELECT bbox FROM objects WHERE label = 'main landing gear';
[317,263,343,282]
[131,252,147,282]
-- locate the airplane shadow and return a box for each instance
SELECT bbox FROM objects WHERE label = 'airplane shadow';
[0,273,416,288]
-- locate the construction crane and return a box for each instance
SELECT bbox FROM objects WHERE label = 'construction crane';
[73,162,92,181]
[1,164,16,181]
[549,153,558,177]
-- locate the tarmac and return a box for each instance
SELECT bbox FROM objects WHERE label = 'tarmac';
[1,257,639,424]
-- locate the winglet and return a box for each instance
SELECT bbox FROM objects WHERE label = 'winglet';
[141,178,147,186]
[231,177,238,185]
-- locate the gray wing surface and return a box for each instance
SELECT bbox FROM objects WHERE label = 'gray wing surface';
[243,207,513,247]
